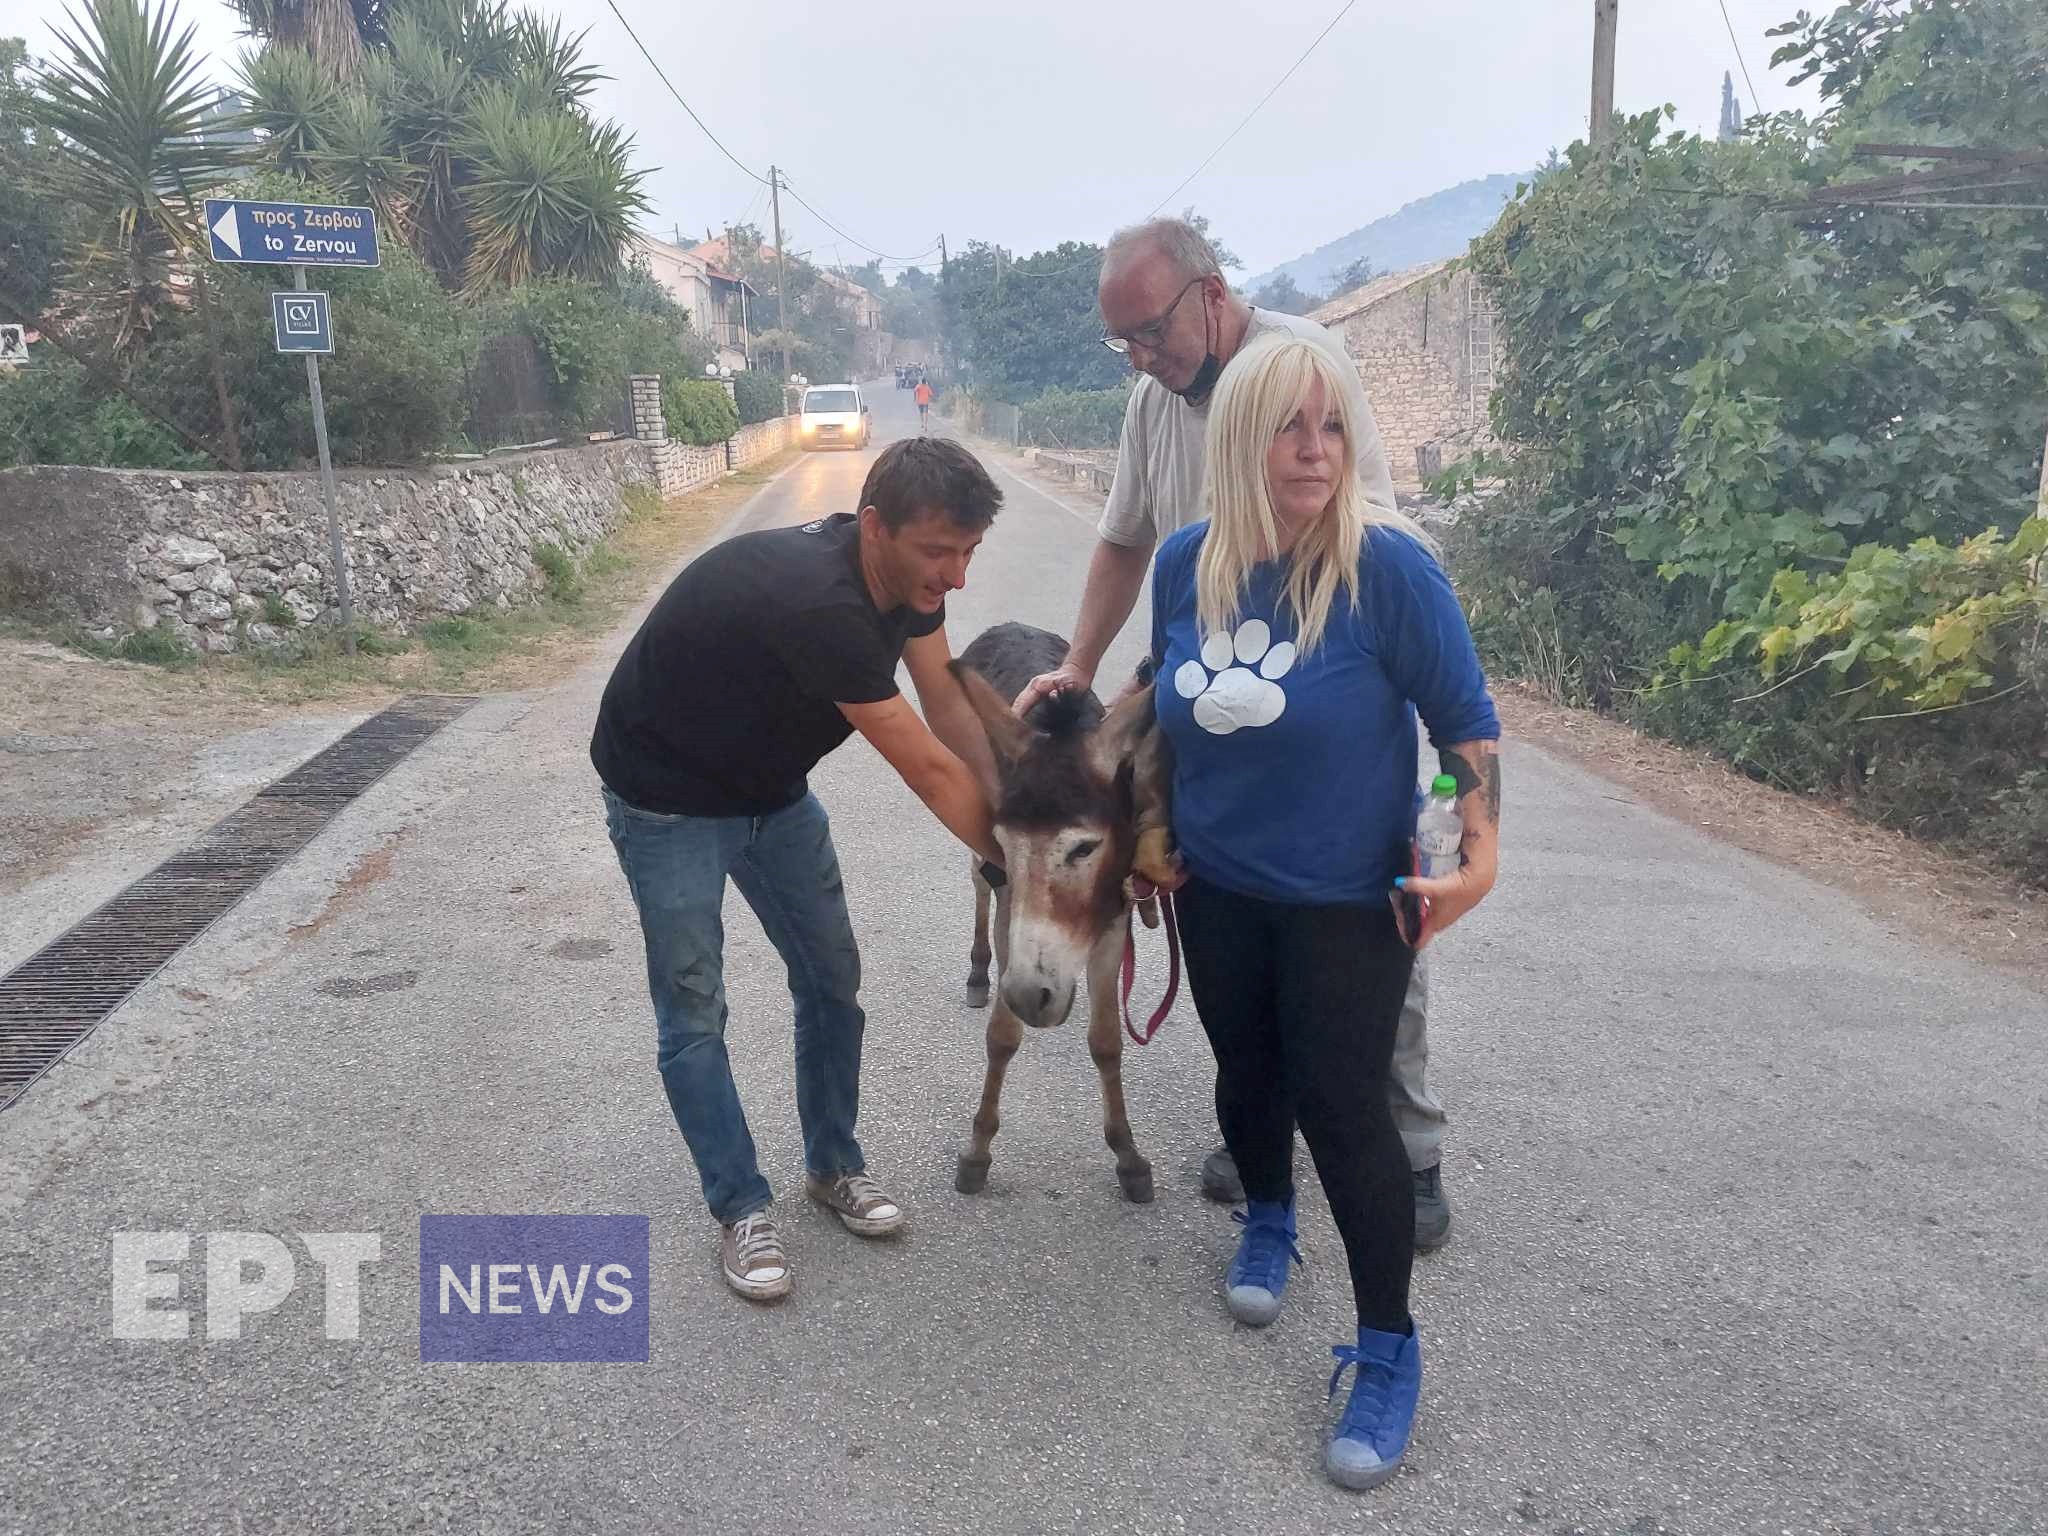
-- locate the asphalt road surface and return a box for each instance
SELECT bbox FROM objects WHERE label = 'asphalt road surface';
[2,381,2043,1535]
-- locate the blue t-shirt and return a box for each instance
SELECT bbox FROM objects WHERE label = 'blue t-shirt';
[1150,522,1500,905]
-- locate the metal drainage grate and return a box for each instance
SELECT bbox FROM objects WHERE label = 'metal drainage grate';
[0,694,475,1111]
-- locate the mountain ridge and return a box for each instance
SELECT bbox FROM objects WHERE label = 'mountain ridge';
[1246,172,1526,298]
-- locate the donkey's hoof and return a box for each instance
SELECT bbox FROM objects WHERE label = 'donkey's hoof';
[1118,1164,1156,1204]
[955,1155,991,1195]
[963,981,989,1009]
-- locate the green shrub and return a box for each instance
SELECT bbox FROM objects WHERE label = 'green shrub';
[422,615,483,650]
[0,358,206,469]
[531,541,581,602]
[127,239,470,467]
[731,369,784,426]
[1019,383,1131,449]
[66,624,197,667]
[261,593,297,627]
[661,378,739,446]
[492,270,712,435]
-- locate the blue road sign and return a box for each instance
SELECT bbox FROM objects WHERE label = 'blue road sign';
[272,290,333,354]
[205,198,380,267]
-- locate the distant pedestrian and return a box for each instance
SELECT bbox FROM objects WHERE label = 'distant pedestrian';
[914,376,934,431]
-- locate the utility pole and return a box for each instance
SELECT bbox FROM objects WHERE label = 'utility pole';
[1590,0,1619,154]
[769,165,791,381]
[939,234,947,279]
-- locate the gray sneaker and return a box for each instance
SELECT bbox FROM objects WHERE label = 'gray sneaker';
[1413,1164,1452,1252]
[1200,1145,1244,1204]
[805,1170,906,1237]
[722,1211,791,1302]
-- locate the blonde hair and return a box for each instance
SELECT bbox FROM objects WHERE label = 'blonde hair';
[1197,334,1429,657]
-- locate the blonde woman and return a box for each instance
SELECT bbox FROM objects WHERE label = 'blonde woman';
[1147,335,1502,1490]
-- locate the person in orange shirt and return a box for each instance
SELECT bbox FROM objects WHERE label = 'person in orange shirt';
[913,377,934,431]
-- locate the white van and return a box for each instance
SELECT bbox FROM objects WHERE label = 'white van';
[798,384,870,450]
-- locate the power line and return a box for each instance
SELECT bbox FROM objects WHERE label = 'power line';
[1714,0,1763,117]
[600,0,769,187]
[778,174,941,263]
[1145,0,1361,218]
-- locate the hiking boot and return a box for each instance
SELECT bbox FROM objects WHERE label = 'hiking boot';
[805,1170,906,1237]
[1326,1322,1423,1491]
[721,1211,790,1302]
[1413,1163,1452,1252]
[1224,1197,1302,1327]
[1201,1144,1245,1204]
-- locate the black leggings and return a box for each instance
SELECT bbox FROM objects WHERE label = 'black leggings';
[1176,876,1417,1332]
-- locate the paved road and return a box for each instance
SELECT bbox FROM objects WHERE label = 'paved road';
[3,382,2044,1535]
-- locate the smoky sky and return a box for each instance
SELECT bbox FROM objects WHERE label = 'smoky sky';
[13,0,1823,279]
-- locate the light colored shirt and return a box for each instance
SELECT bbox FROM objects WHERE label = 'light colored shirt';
[1098,307,1398,549]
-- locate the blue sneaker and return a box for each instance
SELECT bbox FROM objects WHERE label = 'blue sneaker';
[1325,1323,1422,1490]
[1224,1197,1301,1326]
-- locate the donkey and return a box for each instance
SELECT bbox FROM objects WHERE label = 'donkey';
[947,622,1172,1205]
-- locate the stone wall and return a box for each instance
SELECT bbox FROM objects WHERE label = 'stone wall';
[730,415,793,469]
[0,440,658,651]
[2,368,801,652]
[1331,271,1499,487]
[649,440,727,500]
[641,406,792,497]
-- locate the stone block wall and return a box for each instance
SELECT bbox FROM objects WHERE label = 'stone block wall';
[1,367,802,652]
[1332,272,1500,488]
[649,440,726,499]
[730,416,793,469]
[0,441,657,652]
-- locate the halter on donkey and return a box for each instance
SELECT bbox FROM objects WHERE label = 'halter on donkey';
[948,622,1176,1204]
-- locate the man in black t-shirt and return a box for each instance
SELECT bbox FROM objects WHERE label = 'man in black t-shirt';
[593,437,1002,1303]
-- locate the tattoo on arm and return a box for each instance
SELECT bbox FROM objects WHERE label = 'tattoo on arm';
[1439,744,1502,827]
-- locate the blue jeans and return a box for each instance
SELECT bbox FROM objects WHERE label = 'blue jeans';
[602,787,867,1224]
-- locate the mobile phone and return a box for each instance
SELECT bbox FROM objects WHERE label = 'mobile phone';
[1389,849,1430,948]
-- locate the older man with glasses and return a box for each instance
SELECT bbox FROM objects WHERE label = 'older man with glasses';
[1015,216,1458,1253]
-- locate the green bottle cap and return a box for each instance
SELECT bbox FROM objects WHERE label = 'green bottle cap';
[1431,773,1458,797]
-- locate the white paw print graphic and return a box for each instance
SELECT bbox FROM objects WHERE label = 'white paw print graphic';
[1175,619,1295,735]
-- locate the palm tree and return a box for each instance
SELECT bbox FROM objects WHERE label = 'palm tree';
[226,0,388,82]
[37,0,224,337]
[35,0,243,461]
[232,0,647,292]
[236,43,336,179]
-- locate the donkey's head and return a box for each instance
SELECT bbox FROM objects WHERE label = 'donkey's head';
[952,666,1156,1029]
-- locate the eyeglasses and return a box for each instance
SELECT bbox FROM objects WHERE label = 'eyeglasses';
[1100,278,1204,356]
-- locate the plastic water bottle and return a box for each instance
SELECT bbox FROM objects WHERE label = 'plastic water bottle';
[1415,773,1463,879]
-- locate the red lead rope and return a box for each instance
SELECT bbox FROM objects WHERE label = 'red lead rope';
[1118,888,1182,1046]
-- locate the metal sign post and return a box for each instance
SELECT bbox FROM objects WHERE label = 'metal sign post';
[205,197,378,654]
[292,268,354,647]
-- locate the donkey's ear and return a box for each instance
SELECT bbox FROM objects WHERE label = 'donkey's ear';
[1087,680,1157,781]
[949,660,1035,765]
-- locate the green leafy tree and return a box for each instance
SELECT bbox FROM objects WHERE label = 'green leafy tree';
[939,240,1123,399]
[1325,256,1376,295]
[0,39,73,322]
[730,368,782,425]
[1250,272,1320,315]
[1180,207,1241,270]
[1458,0,2048,880]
